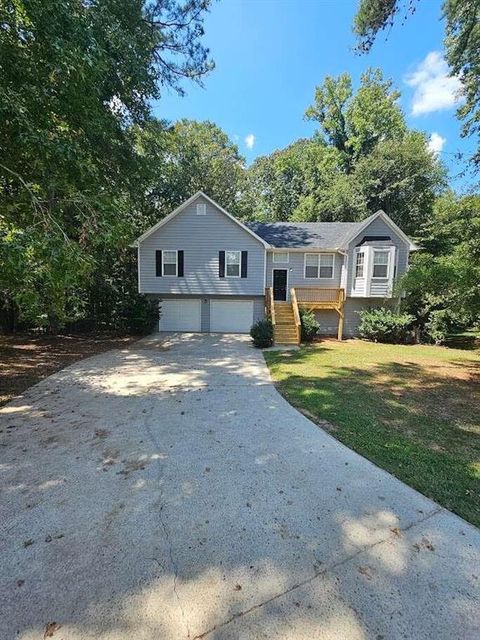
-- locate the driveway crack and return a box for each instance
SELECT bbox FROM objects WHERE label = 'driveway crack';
[143,408,191,639]
[192,506,444,639]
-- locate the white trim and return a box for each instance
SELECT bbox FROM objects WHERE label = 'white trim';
[137,244,141,293]
[196,202,206,215]
[224,249,241,278]
[162,249,178,277]
[341,210,418,251]
[272,268,289,301]
[133,192,269,247]
[303,252,335,280]
[354,247,365,279]
[273,251,290,263]
[371,248,391,280]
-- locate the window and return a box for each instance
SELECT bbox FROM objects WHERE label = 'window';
[355,251,365,278]
[162,250,177,276]
[226,250,241,277]
[196,203,206,215]
[273,252,289,263]
[372,250,389,278]
[304,253,334,279]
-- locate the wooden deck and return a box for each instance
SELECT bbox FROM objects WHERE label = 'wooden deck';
[265,287,345,344]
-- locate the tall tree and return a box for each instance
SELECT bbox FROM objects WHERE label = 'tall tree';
[305,69,406,171]
[353,0,480,170]
[0,0,213,329]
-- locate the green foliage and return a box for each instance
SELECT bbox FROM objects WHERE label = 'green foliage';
[353,132,446,235]
[353,0,479,171]
[250,319,274,348]
[0,0,212,332]
[400,193,480,341]
[250,70,443,229]
[305,69,406,169]
[299,308,320,342]
[358,308,414,343]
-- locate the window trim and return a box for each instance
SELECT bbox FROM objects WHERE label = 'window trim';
[371,249,391,280]
[225,249,241,278]
[162,249,178,277]
[303,252,335,280]
[354,249,365,279]
[273,251,290,263]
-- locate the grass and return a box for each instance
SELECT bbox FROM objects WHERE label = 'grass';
[265,339,480,528]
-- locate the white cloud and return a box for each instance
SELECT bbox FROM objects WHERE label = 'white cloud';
[427,132,446,155]
[405,51,462,116]
[245,133,255,149]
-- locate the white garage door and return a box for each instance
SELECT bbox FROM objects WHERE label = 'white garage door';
[210,300,254,333]
[160,299,201,332]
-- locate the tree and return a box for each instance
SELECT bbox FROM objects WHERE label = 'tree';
[353,0,480,170]
[400,192,480,342]
[353,132,447,235]
[136,119,248,221]
[305,69,406,171]
[0,0,213,330]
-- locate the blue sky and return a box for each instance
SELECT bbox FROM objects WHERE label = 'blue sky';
[153,0,475,190]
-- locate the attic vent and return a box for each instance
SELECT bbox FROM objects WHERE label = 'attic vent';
[196,203,206,216]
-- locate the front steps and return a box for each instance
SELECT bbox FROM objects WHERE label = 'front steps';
[274,302,299,344]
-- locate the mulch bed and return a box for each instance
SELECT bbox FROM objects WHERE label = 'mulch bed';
[0,333,139,407]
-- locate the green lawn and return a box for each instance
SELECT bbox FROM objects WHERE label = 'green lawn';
[265,339,480,527]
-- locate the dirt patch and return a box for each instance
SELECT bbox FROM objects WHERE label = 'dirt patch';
[0,333,139,407]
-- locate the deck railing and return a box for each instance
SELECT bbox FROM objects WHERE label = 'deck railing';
[294,287,345,305]
[290,288,302,344]
[265,287,276,326]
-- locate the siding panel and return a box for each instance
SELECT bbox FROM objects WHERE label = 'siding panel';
[266,251,343,296]
[139,196,265,295]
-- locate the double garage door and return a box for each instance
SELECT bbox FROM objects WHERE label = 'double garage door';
[160,299,254,333]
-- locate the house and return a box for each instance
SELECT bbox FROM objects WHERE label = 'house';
[134,192,417,344]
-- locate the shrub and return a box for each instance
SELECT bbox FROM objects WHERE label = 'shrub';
[250,319,273,348]
[424,309,454,345]
[358,308,414,344]
[300,308,319,342]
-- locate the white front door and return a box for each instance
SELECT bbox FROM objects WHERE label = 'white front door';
[160,299,201,332]
[210,300,254,333]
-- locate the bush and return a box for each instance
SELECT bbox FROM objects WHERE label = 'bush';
[424,309,454,345]
[300,308,319,342]
[358,308,414,344]
[250,319,273,348]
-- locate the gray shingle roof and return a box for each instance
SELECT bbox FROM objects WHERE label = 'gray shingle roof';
[246,221,364,249]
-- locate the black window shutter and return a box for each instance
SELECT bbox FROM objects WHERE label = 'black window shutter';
[241,251,248,278]
[177,250,184,277]
[156,250,162,277]
[219,251,225,278]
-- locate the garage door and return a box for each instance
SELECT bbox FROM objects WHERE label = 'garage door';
[210,300,254,333]
[159,299,201,332]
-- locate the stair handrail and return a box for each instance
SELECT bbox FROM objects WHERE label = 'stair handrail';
[269,287,276,326]
[290,288,302,344]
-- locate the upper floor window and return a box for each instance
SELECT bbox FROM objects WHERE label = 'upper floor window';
[304,253,334,279]
[226,250,241,277]
[355,251,365,278]
[196,202,206,215]
[162,250,178,276]
[372,250,390,278]
[273,251,289,263]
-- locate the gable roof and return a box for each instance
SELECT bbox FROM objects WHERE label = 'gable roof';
[133,191,269,247]
[246,221,361,250]
[248,210,417,251]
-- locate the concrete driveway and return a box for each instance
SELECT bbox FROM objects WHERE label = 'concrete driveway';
[1,333,479,640]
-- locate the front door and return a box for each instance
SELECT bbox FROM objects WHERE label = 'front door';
[273,269,288,301]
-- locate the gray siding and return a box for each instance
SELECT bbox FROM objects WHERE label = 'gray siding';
[266,251,343,297]
[314,298,395,337]
[346,217,410,298]
[139,196,265,295]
